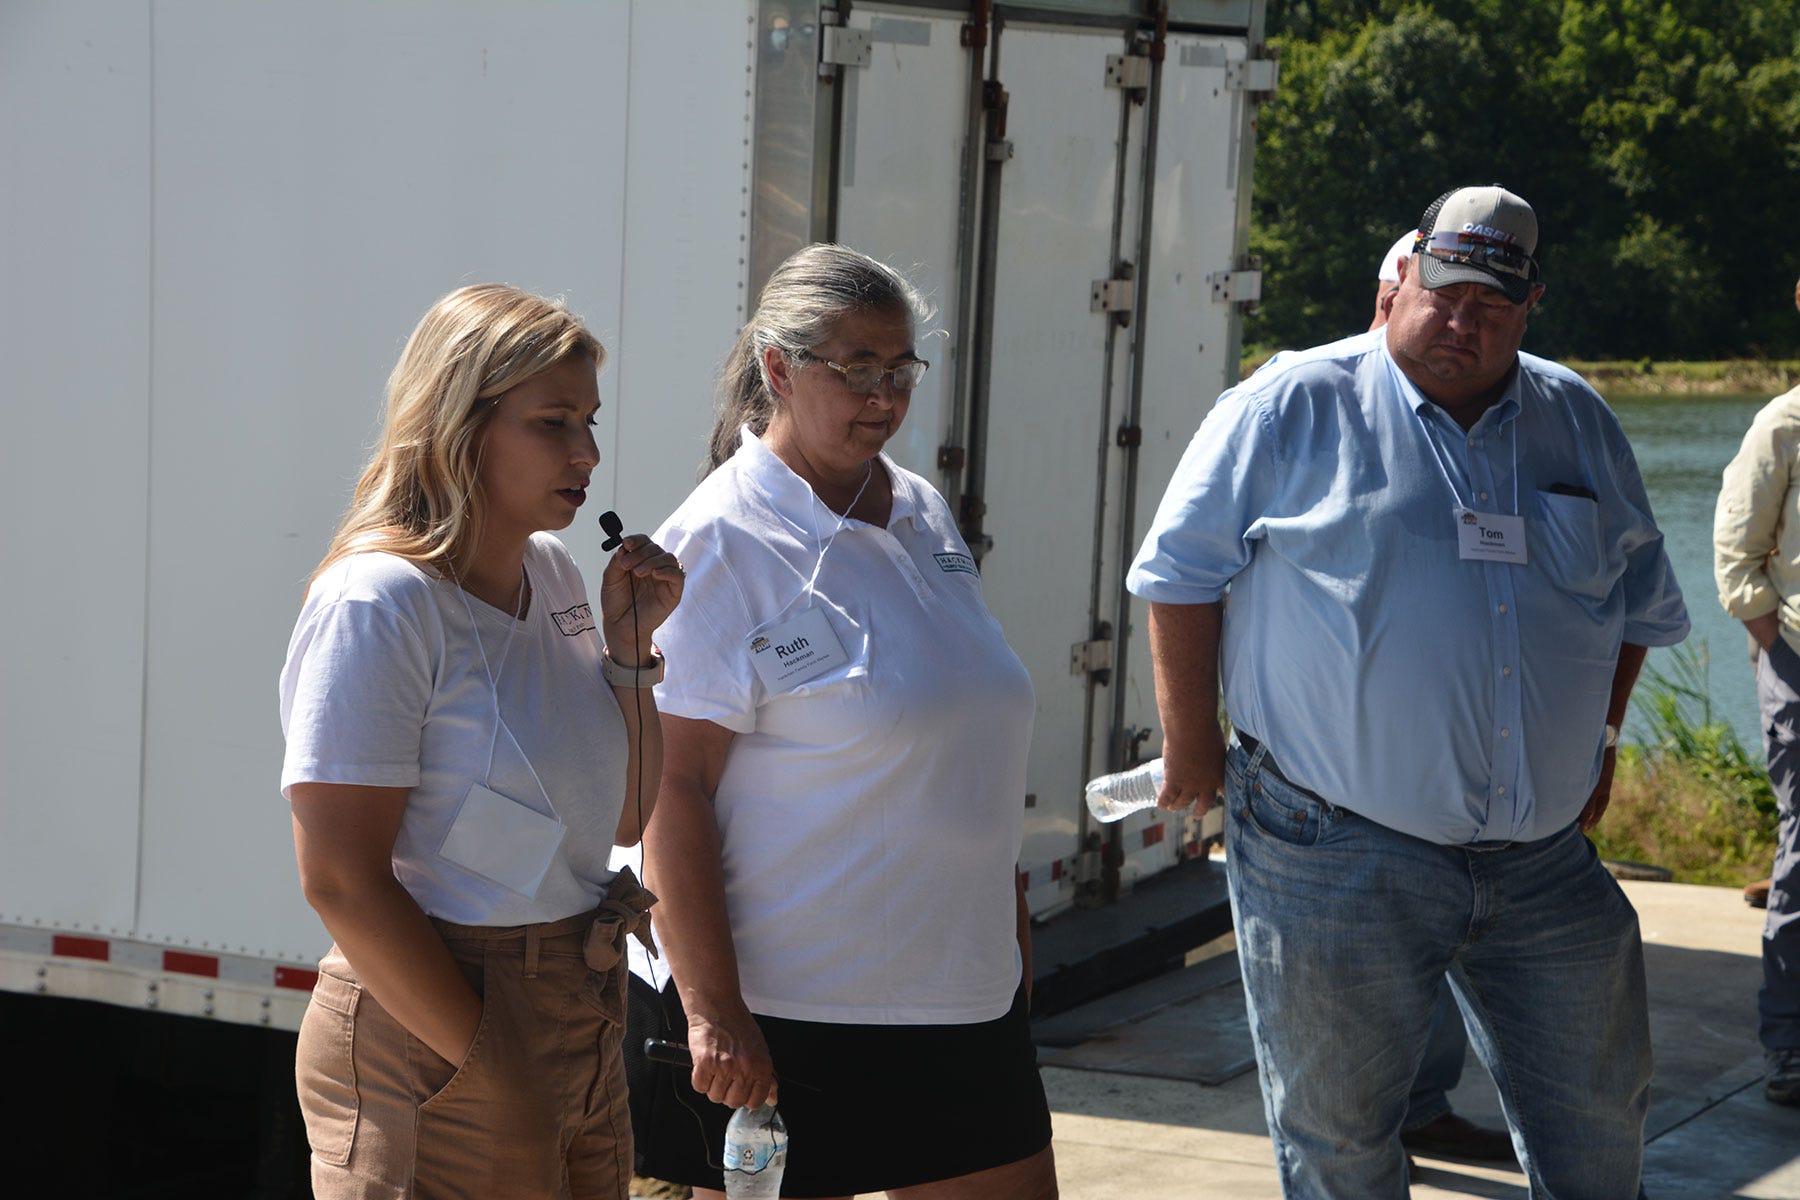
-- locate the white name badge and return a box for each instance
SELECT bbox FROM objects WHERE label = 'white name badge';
[1455,507,1527,564]
[439,781,564,897]
[748,605,850,694]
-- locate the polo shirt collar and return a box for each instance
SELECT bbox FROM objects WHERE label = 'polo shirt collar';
[735,425,921,538]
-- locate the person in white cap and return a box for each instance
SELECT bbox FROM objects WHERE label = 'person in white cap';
[1368,229,1416,331]
[1130,185,1688,1197]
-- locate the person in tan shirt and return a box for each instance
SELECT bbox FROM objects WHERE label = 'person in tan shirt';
[1712,279,1800,1106]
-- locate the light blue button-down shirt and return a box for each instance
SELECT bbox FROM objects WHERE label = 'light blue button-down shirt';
[1128,331,1689,844]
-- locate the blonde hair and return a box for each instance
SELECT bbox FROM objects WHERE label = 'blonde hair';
[707,244,930,473]
[312,283,602,587]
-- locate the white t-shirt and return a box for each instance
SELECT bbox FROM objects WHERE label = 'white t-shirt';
[650,430,1035,1024]
[280,533,627,926]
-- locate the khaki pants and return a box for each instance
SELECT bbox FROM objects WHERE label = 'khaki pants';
[296,870,655,1199]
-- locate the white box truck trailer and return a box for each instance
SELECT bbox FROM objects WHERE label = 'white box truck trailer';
[1,0,1268,1181]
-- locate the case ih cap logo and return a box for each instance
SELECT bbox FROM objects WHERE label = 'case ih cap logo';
[1462,222,1517,244]
[751,635,771,652]
[552,603,595,637]
[1461,511,1478,524]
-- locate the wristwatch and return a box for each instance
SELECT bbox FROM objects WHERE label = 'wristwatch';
[602,649,665,688]
[1603,723,1620,750]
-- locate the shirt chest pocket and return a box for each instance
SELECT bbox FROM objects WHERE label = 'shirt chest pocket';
[1533,490,1615,600]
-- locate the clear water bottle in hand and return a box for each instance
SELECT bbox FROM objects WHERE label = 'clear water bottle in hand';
[723,1102,788,1199]
[1084,758,1166,823]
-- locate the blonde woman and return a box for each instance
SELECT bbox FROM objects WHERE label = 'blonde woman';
[279,284,683,1198]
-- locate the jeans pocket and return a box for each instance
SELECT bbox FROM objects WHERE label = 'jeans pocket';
[1239,766,1328,847]
[295,970,361,1167]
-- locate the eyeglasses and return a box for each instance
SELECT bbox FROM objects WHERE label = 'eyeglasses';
[1415,229,1538,281]
[796,351,929,395]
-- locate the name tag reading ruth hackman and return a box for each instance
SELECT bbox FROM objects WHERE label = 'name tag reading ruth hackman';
[747,606,851,693]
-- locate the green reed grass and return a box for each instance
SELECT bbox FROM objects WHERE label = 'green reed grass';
[1593,641,1778,886]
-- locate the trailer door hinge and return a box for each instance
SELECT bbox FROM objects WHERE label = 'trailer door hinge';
[1225,56,1279,101]
[1090,276,1134,317]
[937,444,966,471]
[821,26,871,70]
[1210,258,1263,313]
[1104,53,1151,92]
[1071,621,1115,683]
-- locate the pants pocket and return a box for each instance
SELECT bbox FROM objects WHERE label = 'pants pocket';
[295,970,362,1167]
[1237,762,1331,847]
[578,922,628,1028]
[418,951,492,1111]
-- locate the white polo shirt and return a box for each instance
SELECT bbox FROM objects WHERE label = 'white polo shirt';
[651,429,1034,1024]
[280,533,627,926]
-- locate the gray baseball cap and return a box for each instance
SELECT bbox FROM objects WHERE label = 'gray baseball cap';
[1413,185,1541,304]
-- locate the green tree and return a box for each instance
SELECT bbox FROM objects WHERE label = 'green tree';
[1251,0,1800,360]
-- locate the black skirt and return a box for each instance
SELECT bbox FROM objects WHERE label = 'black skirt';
[626,976,1052,1197]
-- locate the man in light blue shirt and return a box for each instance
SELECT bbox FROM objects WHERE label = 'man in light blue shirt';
[1130,186,1687,1198]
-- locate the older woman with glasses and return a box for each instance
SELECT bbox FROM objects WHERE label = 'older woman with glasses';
[631,244,1057,1200]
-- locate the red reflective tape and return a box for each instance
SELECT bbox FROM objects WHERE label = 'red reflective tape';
[1142,823,1166,847]
[163,950,219,977]
[275,966,320,991]
[52,935,110,962]
[1050,859,1063,881]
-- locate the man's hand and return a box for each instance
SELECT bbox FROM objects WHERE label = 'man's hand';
[1578,747,1618,832]
[1147,600,1229,818]
[1159,726,1226,818]
[1744,611,1781,653]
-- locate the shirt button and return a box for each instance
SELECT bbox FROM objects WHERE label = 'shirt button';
[1498,604,1508,615]
[1497,786,1507,795]
[1479,491,1489,502]
[1502,665,1512,677]
[1467,436,1477,447]
[1501,728,1511,738]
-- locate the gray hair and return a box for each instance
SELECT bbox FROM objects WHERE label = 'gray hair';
[706,244,931,473]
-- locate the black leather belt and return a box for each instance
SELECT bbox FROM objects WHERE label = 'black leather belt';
[1235,732,1343,811]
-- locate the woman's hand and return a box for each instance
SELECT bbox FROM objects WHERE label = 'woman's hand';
[687,1003,779,1111]
[599,533,684,661]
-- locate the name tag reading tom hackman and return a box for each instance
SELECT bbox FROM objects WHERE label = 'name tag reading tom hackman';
[747,606,850,694]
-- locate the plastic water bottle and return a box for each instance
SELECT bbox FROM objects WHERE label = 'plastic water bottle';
[722,1102,788,1199]
[1084,758,1166,823]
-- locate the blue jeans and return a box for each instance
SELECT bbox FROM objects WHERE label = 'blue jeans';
[1224,741,1652,1199]
[1402,982,1468,1132]
[1754,638,1800,1053]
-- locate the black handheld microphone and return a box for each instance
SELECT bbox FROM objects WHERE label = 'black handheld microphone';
[598,509,624,552]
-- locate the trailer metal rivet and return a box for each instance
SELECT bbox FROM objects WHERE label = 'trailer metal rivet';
[146,996,158,1008]
[35,966,46,977]
[203,989,214,1001]
[146,981,158,991]
[34,981,45,992]
[260,1014,271,1025]
[261,997,271,1008]
[203,1004,214,1016]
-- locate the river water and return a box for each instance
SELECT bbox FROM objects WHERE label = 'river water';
[1610,392,1768,747]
